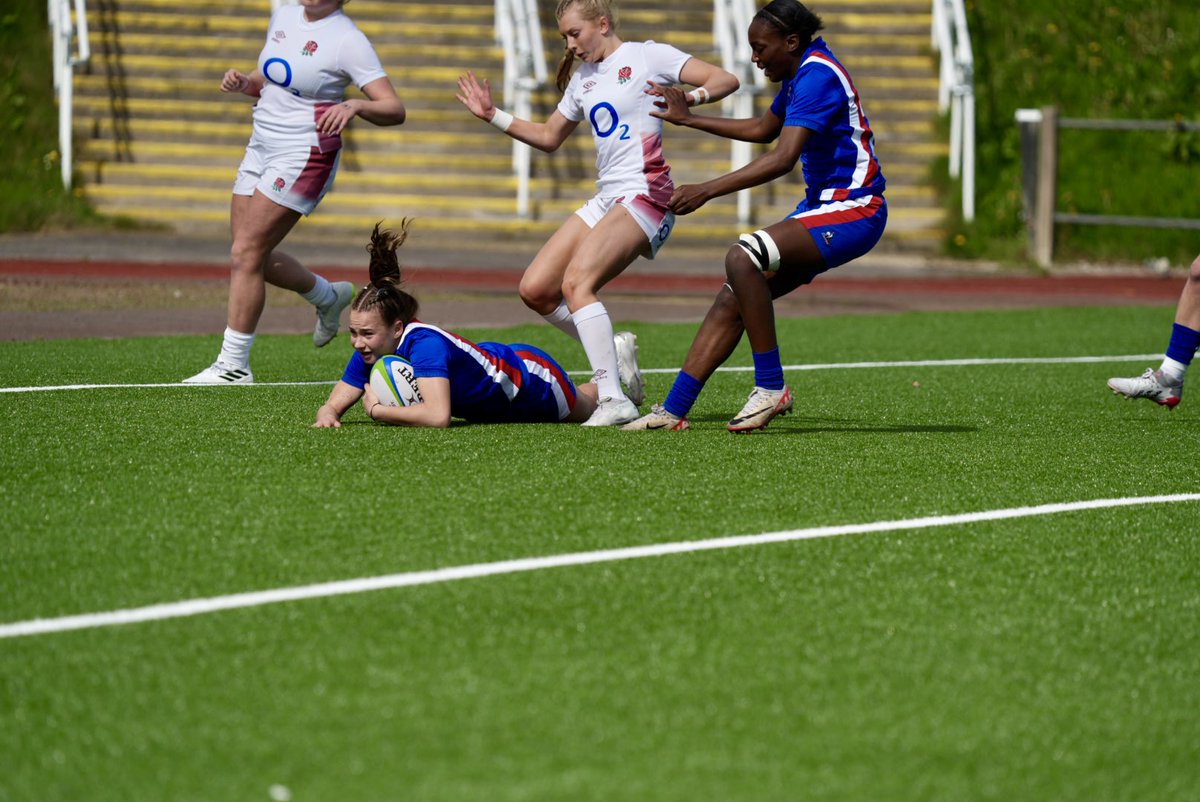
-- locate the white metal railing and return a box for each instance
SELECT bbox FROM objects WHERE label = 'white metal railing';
[714,0,765,225]
[495,0,547,218]
[931,0,975,222]
[49,0,91,190]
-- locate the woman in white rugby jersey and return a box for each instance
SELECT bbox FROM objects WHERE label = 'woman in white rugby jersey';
[185,0,406,385]
[456,0,738,426]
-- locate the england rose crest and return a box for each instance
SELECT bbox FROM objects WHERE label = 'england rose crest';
[302,40,318,56]
[617,66,632,84]
[272,177,286,193]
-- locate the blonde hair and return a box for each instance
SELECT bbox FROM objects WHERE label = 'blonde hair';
[554,0,618,92]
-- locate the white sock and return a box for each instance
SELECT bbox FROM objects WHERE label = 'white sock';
[302,275,336,308]
[1160,357,1187,384]
[542,300,579,340]
[572,301,624,400]
[217,327,255,369]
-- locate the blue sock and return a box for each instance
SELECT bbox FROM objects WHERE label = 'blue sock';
[752,347,785,391]
[663,371,705,418]
[1165,323,1200,366]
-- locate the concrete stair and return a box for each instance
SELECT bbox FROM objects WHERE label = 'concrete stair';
[73,0,946,253]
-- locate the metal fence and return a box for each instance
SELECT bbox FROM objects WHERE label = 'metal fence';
[932,0,975,223]
[494,0,547,218]
[1016,107,1200,267]
[49,0,91,189]
[714,0,766,225]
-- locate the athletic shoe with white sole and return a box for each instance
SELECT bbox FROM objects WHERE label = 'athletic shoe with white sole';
[581,396,641,427]
[727,385,794,432]
[620,403,690,431]
[614,330,645,406]
[181,361,254,385]
[313,281,355,347]
[1107,368,1183,408]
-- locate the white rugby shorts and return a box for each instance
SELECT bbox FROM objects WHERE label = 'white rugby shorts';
[232,138,340,216]
[574,193,675,259]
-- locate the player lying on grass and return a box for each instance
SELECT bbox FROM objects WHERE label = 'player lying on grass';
[1107,251,1200,408]
[313,223,601,428]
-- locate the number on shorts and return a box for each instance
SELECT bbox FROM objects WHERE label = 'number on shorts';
[657,220,671,244]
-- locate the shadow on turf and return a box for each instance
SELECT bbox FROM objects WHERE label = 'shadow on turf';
[340,416,984,433]
[688,415,978,435]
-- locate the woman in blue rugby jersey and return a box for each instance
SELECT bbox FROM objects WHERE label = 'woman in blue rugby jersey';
[625,0,887,433]
[313,223,599,428]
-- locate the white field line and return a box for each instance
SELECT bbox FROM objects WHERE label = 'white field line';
[0,380,335,393]
[660,353,1164,376]
[2,493,1197,640]
[0,354,1165,393]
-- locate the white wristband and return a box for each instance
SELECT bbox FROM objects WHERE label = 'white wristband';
[489,108,514,132]
[687,86,710,107]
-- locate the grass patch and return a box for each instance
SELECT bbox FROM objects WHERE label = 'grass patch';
[2,307,1198,800]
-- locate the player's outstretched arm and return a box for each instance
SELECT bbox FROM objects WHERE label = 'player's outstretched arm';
[314,381,364,428]
[366,377,453,428]
[456,70,578,152]
[649,83,782,145]
[677,58,740,107]
[669,124,808,214]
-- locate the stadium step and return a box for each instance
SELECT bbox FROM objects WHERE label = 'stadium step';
[71,0,949,254]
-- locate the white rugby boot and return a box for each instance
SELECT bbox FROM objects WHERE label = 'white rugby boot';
[613,331,645,406]
[620,403,690,431]
[182,361,254,384]
[1107,368,1183,408]
[727,386,794,432]
[313,281,355,347]
[581,396,641,427]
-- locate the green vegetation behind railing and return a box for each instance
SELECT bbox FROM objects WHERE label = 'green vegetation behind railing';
[0,0,104,233]
[948,0,1200,265]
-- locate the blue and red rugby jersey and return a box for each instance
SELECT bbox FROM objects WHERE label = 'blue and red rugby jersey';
[769,37,885,204]
[341,321,578,422]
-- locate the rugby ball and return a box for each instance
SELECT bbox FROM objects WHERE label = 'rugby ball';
[369,355,423,407]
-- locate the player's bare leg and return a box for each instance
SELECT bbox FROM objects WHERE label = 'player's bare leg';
[562,208,649,426]
[1108,253,1200,408]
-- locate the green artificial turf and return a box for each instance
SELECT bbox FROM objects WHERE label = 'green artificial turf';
[1,306,1198,801]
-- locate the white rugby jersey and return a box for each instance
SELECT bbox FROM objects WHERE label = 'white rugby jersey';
[250,5,387,151]
[557,41,691,200]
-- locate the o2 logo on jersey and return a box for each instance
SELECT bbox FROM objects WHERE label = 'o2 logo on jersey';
[262,57,302,97]
[589,102,631,140]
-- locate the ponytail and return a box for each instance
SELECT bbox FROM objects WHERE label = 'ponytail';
[352,221,420,326]
[555,48,576,93]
